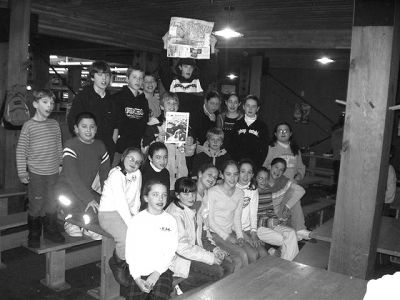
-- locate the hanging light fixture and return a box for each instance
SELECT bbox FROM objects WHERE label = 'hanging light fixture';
[214,6,243,39]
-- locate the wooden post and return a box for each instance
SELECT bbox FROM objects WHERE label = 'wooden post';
[0,43,8,188]
[329,0,400,279]
[4,0,31,189]
[41,250,71,291]
[249,56,263,97]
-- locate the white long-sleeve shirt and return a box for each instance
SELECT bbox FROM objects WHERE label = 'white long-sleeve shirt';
[125,210,178,280]
[207,185,244,240]
[237,183,259,232]
[99,167,142,225]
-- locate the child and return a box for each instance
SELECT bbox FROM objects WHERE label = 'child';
[67,61,116,161]
[192,128,231,176]
[16,89,64,247]
[206,160,252,269]
[56,112,110,239]
[264,158,310,241]
[256,167,299,261]
[231,95,269,167]
[236,159,268,262]
[142,93,189,190]
[166,177,229,292]
[263,122,305,181]
[191,91,221,145]
[143,73,161,119]
[159,34,218,117]
[126,180,178,300]
[99,147,144,287]
[113,66,149,165]
[216,93,243,154]
[141,142,170,207]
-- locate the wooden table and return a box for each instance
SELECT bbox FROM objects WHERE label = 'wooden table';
[178,255,367,300]
[310,216,400,257]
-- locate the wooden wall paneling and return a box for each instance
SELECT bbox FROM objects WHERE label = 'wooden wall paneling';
[328,0,400,279]
[5,0,31,189]
[249,56,263,98]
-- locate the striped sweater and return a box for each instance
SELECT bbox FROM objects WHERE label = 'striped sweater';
[56,137,110,211]
[16,118,62,177]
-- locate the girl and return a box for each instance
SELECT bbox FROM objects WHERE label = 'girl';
[206,160,251,269]
[216,94,243,155]
[256,166,299,261]
[98,147,144,287]
[142,92,190,190]
[236,159,268,261]
[263,122,305,181]
[166,177,229,292]
[194,163,219,212]
[126,180,178,300]
[263,158,310,241]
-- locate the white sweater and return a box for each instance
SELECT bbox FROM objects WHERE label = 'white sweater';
[237,183,259,232]
[126,210,178,280]
[98,167,142,225]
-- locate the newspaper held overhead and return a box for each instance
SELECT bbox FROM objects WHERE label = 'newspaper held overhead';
[166,17,214,59]
[165,112,189,144]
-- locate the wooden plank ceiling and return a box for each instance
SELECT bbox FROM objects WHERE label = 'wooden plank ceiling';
[0,0,353,52]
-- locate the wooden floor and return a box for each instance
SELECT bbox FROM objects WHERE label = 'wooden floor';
[177,255,367,300]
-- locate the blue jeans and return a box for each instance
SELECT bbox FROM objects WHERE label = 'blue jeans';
[28,172,58,216]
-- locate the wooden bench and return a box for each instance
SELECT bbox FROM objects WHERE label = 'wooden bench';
[303,197,336,226]
[294,240,331,269]
[24,228,101,291]
[66,217,124,300]
[175,255,367,300]
[0,211,27,268]
[0,188,27,215]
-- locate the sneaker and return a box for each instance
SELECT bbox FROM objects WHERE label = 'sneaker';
[64,222,83,237]
[296,229,311,241]
[83,229,102,240]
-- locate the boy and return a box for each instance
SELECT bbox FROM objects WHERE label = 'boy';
[113,67,149,165]
[67,60,117,161]
[56,112,110,239]
[191,90,221,145]
[143,73,161,119]
[16,89,64,247]
[192,127,231,175]
[142,93,190,190]
[159,34,218,117]
[230,95,269,167]
[141,142,170,208]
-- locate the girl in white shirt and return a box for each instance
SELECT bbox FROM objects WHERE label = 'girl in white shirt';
[98,147,143,287]
[126,180,178,299]
[236,159,268,262]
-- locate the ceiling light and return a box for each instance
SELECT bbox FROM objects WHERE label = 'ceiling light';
[214,28,243,39]
[316,57,334,64]
[227,73,238,80]
[58,61,93,66]
[214,5,243,39]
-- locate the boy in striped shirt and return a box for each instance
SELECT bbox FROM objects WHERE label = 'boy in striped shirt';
[56,112,110,239]
[16,89,64,248]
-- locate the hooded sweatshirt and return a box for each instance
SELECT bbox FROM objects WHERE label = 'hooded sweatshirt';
[192,142,231,175]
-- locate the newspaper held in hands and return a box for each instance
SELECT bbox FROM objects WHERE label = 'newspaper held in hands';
[165,17,214,59]
[165,112,189,144]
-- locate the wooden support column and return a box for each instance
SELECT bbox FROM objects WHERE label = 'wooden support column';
[67,66,81,101]
[0,43,8,188]
[4,0,31,189]
[329,0,400,279]
[32,48,50,90]
[249,56,263,97]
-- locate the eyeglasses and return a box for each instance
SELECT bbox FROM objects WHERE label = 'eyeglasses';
[277,129,290,134]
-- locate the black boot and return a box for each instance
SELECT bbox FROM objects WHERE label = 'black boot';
[109,250,131,287]
[27,215,41,248]
[43,212,65,243]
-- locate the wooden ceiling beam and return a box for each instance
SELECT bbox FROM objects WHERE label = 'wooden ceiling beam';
[217,29,351,49]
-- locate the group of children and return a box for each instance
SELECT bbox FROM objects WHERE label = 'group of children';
[16,58,312,299]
